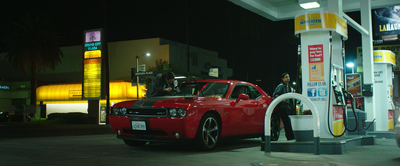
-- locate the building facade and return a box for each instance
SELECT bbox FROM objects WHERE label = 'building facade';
[0,38,232,119]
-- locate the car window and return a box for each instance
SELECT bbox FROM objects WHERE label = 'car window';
[177,82,208,96]
[230,85,252,99]
[200,82,229,98]
[248,85,262,99]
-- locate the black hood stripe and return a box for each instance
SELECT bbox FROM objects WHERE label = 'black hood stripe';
[132,96,178,107]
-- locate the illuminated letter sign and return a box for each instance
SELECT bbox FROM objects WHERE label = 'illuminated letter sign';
[82,29,103,100]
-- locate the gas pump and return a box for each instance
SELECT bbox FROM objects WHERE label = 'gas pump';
[329,63,348,136]
[295,12,349,138]
[373,50,396,131]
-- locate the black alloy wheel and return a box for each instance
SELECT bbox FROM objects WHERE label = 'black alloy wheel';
[195,113,220,150]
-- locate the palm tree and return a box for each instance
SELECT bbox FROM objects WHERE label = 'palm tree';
[4,15,64,106]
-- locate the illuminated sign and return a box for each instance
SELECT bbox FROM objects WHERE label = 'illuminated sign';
[373,50,396,66]
[85,31,101,42]
[69,90,82,99]
[85,42,102,51]
[295,12,348,40]
[83,29,103,100]
[0,86,10,89]
[373,5,400,40]
[357,45,400,72]
[84,50,101,59]
[83,58,101,98]
[209,68,218,77]
[135,71,154,76]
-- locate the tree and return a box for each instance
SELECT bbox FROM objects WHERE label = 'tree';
[4,15,64,106]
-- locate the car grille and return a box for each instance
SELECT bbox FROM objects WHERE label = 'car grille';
[126,108,167,117]
[123,129,168,136]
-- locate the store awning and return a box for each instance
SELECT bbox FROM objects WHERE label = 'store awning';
[37,81,146,101]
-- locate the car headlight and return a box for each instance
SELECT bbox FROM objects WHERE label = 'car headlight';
[121,108,127,115]
[169,109,177,117]
[112,107,127,115]
[178,109,186,117]
[168,108,186,117]
[112,107,119,115]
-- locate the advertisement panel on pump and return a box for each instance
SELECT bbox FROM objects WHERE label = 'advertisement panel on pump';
[346,73,362,98]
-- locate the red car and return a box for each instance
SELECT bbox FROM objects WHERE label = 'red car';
[109,79,274,150]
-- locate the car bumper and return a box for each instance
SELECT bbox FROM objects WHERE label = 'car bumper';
[109,115,197,142]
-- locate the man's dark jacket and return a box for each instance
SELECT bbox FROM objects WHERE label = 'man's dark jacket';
[145,73,167,98]
[273,83,295,110]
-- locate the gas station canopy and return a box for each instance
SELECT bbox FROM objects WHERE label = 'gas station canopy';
[229,0,400,21]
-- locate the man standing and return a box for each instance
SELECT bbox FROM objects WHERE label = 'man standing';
[272,72,295,141]
[145,71,175,98]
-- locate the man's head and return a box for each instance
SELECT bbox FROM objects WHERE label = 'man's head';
[281,72,290,85]
[163,71,175,83]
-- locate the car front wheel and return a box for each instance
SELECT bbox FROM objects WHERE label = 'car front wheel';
[123,139,147,147]
[195,113,220,150]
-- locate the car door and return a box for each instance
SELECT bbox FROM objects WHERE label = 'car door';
[246,85,268,134]
[228,84,258,135]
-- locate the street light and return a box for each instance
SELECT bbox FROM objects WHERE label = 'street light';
[136,53,150,100]
[346,62,354,74]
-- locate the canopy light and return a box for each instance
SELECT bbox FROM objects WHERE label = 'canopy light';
[346,63,354,68]
[299,0,320,9]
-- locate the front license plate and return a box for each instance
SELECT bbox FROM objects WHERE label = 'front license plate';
[131,121,146,130]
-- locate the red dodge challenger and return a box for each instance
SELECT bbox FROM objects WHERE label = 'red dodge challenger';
[109,79,275,150]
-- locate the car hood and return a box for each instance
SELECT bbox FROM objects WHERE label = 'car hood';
[131,96,215,108]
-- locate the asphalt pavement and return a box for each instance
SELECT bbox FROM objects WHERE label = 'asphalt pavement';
[0,121,114,139]
[1,121,400,166]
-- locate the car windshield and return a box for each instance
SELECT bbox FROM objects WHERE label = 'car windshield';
[176,82,229,98]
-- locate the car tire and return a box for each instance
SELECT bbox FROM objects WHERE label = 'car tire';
[123,139,147,147]
[194,113,220,151]
[270,112,280,141]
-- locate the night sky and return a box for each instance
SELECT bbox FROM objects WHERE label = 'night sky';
[0,0,362,94]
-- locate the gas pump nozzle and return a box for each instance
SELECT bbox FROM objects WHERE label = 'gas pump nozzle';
[332,85,344,105]
[342,89,354,105]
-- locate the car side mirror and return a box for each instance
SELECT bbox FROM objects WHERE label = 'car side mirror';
[235,93,249,102]
[230,93,249,106]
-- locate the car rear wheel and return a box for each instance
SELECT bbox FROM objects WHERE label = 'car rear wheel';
[123,139,147,147]
[270,112,280,141]
[195,113,220,150]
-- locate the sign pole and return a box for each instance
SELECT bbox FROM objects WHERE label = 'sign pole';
[136,56,139,100]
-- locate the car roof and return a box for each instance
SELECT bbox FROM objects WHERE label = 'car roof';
[182,79,269,96]
[183,79,250,84]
